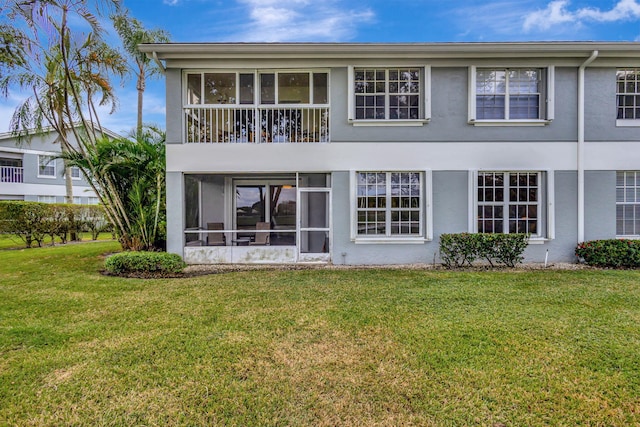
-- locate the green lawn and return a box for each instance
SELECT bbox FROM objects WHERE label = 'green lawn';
[1,242,639,426]
[0,232,114,250]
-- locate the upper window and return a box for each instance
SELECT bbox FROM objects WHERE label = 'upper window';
[356,172,422,238]
[354,68,421,120]
[38,155,56,178]
[185,71,328,106]
[187,72,254,105]
[616,171,640,236]
[477,171,543,237]
[616,69,640,120]
[70,166,81,179]
[469,67,553,125]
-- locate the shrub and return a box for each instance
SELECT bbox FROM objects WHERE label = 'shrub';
[105,251,186,276]
[439,233,480,267]
[575,239,640,268]
[439,233,530,268]
[0,201,109,247]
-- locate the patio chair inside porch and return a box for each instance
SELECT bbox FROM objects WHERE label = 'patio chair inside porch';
[206,222,226,246]
[249,222,270,246]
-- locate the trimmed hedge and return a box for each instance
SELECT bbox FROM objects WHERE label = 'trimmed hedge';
[0,201,108,247]
[575,239,640,268]
[440,233,529,268]
[105,251,186,275]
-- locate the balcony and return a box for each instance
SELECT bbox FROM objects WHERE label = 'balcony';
[0,166,23,183]
[185,106,330,144]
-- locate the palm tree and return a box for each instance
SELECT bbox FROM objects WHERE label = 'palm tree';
[1,0,125,204]
[111,10,170,137]
[61,127,166,250]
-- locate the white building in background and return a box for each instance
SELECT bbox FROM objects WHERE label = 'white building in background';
[0,126,120,204]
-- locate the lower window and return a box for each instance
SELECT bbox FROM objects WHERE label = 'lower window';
[616,171,640,236]
[356,171,422,237]
[477,171,542,236]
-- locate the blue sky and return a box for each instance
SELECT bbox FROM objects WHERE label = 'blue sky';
[2,0,640,135]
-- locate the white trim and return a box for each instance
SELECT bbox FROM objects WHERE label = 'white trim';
[354,237,428,244]
[37,154,56,179]
[349,119,429,127]
[425,169,433,240]
[468,66,476,122]
[424,65,432,121]
[347,65,354,121]
[547,66,555,121]
[471,170,553,239]
[0,146,57,156]
[469,120,551,127]
[468,65,553,125]
[616,119,640,127]
[351,170,428,242]
[349,66,429,124]
[546,170,555,240]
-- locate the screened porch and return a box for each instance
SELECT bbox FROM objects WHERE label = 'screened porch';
[182,173,331,264]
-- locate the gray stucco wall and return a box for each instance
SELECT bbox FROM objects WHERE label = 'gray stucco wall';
[330,66,579,144]
[166,171,184,257]
[332,170,582,265]
[586,68,640,141]
[584,170,616,240]
[166,68,182,144]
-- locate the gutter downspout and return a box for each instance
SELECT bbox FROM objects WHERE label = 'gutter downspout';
[152,51,166,74]
[577,50,598,244]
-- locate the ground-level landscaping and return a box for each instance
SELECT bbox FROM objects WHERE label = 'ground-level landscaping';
[1,242,639,425]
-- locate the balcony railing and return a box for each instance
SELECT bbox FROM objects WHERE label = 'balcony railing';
[185,106,330,144]
[0,166,23,183]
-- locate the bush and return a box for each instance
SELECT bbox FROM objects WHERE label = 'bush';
[439,233,530,268]
[0,201,109,247]
[105,251,186,276]
[575,239,640,268]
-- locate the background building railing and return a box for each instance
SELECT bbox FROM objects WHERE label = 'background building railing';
[184,106,330,143]
[0,166,24,183]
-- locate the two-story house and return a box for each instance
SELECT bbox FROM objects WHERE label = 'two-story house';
[139,42,640,265]
[0,126,119,204]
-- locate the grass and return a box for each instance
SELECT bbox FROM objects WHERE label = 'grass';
[1,242,639,426]
[0,232,114,250]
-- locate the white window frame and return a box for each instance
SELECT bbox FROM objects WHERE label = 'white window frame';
[468,170,554,243]
[616,68,640,127]
[183,70,331,107]
[350,170,432,244]
[37,155,56,179]
[70,166,81,180]
[468,66,554,126]
[38,195,57,204]
[616,171,640,238]
[348,66,431,126]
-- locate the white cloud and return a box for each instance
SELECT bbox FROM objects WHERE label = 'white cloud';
[163,0,179,5]
[524,0,640,32]
[226,0,375,42]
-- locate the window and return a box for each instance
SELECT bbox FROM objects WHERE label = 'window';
[616,171,640,236]
[259,72,328,105]
[353,68,422,120]
[356,172,422,237]
[477,172,542,236]
[186,72,255,105]
[88,197,100,205]
[70,166,81,179]
[617,69,640,120]
[73,197,82,204]
[469,66,553,125]
[38,155,56,178]
[38,195,56,203]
